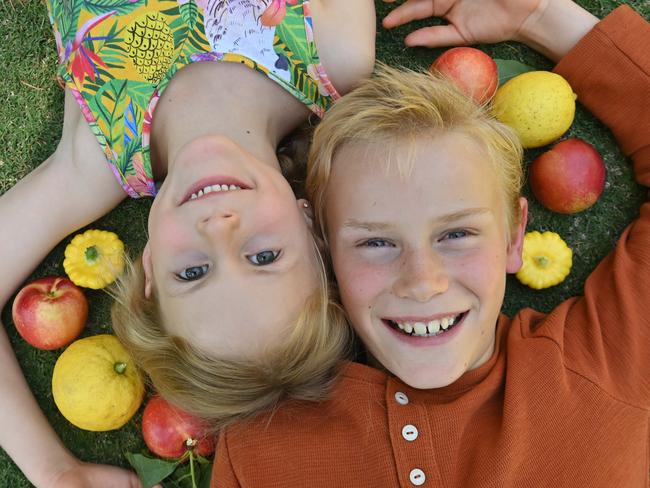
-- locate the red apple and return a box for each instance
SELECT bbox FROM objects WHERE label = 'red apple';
[430,47,498,105]
[529,138,606,214]
[142,395,215,459]
[11,276,88,350]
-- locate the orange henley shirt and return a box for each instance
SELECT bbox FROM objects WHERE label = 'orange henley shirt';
[212,6,650,487]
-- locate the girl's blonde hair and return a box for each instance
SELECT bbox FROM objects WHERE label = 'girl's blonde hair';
[307,64,524,242]
[111,235,350,431]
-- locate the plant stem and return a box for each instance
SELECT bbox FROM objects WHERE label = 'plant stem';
[190,450,197,488]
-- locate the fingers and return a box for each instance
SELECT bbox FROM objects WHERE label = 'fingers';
[383,0,438,29]
[404,24,468,48]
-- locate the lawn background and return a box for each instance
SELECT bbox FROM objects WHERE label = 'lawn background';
[1,0,649,486]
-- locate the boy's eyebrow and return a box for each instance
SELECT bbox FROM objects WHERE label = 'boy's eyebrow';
[436,207,493,225]
[343,208,493,232]
[342,219,391,232]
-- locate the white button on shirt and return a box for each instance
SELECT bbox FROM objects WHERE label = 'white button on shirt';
[395,391,409,405]
[409,468,426,486]
[401,424,419,442]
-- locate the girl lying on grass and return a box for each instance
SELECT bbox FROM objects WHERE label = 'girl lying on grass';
[0,1,374,486]
[213,1,650,486]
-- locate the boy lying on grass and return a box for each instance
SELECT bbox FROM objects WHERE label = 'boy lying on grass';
[212,1,650,486]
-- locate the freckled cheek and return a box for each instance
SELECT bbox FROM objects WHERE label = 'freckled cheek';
[332,255,391,313]
[455,247,507,293]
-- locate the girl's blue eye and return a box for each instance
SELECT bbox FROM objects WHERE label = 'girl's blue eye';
[178,264,209,281]
[247,250,280,266]
[362,239,392,248]
[445,230,468,240]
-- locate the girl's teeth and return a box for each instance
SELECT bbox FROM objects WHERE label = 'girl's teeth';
[413,322,427,335]
[404,323,413,334]
[190,184,242,200]
[427,320,441,334]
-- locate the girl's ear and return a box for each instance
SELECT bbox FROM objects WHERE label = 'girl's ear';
[506,197,528,274]
[298,198,314,229]
[142,242,154,299]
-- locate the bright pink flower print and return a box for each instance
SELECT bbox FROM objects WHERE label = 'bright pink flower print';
[261,0,298,27]
[125,153,156,196]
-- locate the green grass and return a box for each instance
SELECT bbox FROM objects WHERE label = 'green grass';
[0,0,648,485]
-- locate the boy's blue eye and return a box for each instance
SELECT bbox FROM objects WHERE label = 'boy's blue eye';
[178,264,209,281]
[361,239,392,248]
[247,250,280,266]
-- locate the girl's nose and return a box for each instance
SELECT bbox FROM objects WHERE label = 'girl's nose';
[393,249,449,302]
[197,210,241,239]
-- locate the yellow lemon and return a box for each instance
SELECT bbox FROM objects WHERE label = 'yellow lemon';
[52,334,144,431]
[516,231,573,289]
[493,71,576,148]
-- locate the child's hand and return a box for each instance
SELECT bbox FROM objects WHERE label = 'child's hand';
[381,0,599,62]
[49,461,162,488]
[382,0,546,48]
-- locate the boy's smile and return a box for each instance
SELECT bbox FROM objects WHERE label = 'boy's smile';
[325,132,527,389]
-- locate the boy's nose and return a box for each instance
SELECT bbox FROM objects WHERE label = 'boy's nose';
[393,249,449,302]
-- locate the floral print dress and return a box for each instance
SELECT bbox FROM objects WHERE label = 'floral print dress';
[46,0,339,197]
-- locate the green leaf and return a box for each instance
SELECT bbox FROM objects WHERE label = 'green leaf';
[57,0,83,46]
[126,452,180,488]
[274,4,314,65]
[83,0,143,16]
[179,0,198,30]
[197,460,214,488]
[494,59,536,86]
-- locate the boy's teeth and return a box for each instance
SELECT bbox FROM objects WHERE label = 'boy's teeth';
[394,314,460,337]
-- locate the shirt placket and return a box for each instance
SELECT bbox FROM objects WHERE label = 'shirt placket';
[386,379,443,487]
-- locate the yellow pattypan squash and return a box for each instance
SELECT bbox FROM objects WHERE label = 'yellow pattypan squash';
[63,230,125,289]
[516,231,572,290]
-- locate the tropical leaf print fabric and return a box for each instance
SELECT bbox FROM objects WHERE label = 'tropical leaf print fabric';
[45,0,337,198]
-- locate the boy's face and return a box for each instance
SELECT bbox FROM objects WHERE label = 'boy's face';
[325,132,526,389]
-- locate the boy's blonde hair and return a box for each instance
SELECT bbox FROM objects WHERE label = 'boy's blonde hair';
[307,64,524,242]
[111,236,350,431]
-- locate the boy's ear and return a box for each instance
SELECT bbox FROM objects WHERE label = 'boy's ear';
[142,242,154,299]
[506,197,528,274]
[298,198,314,229]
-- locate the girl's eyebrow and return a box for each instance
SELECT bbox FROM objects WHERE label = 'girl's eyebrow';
[343,208,493,232]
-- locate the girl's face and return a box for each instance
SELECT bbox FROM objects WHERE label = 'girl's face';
[325,133,527,389]
[144,135,319,359]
